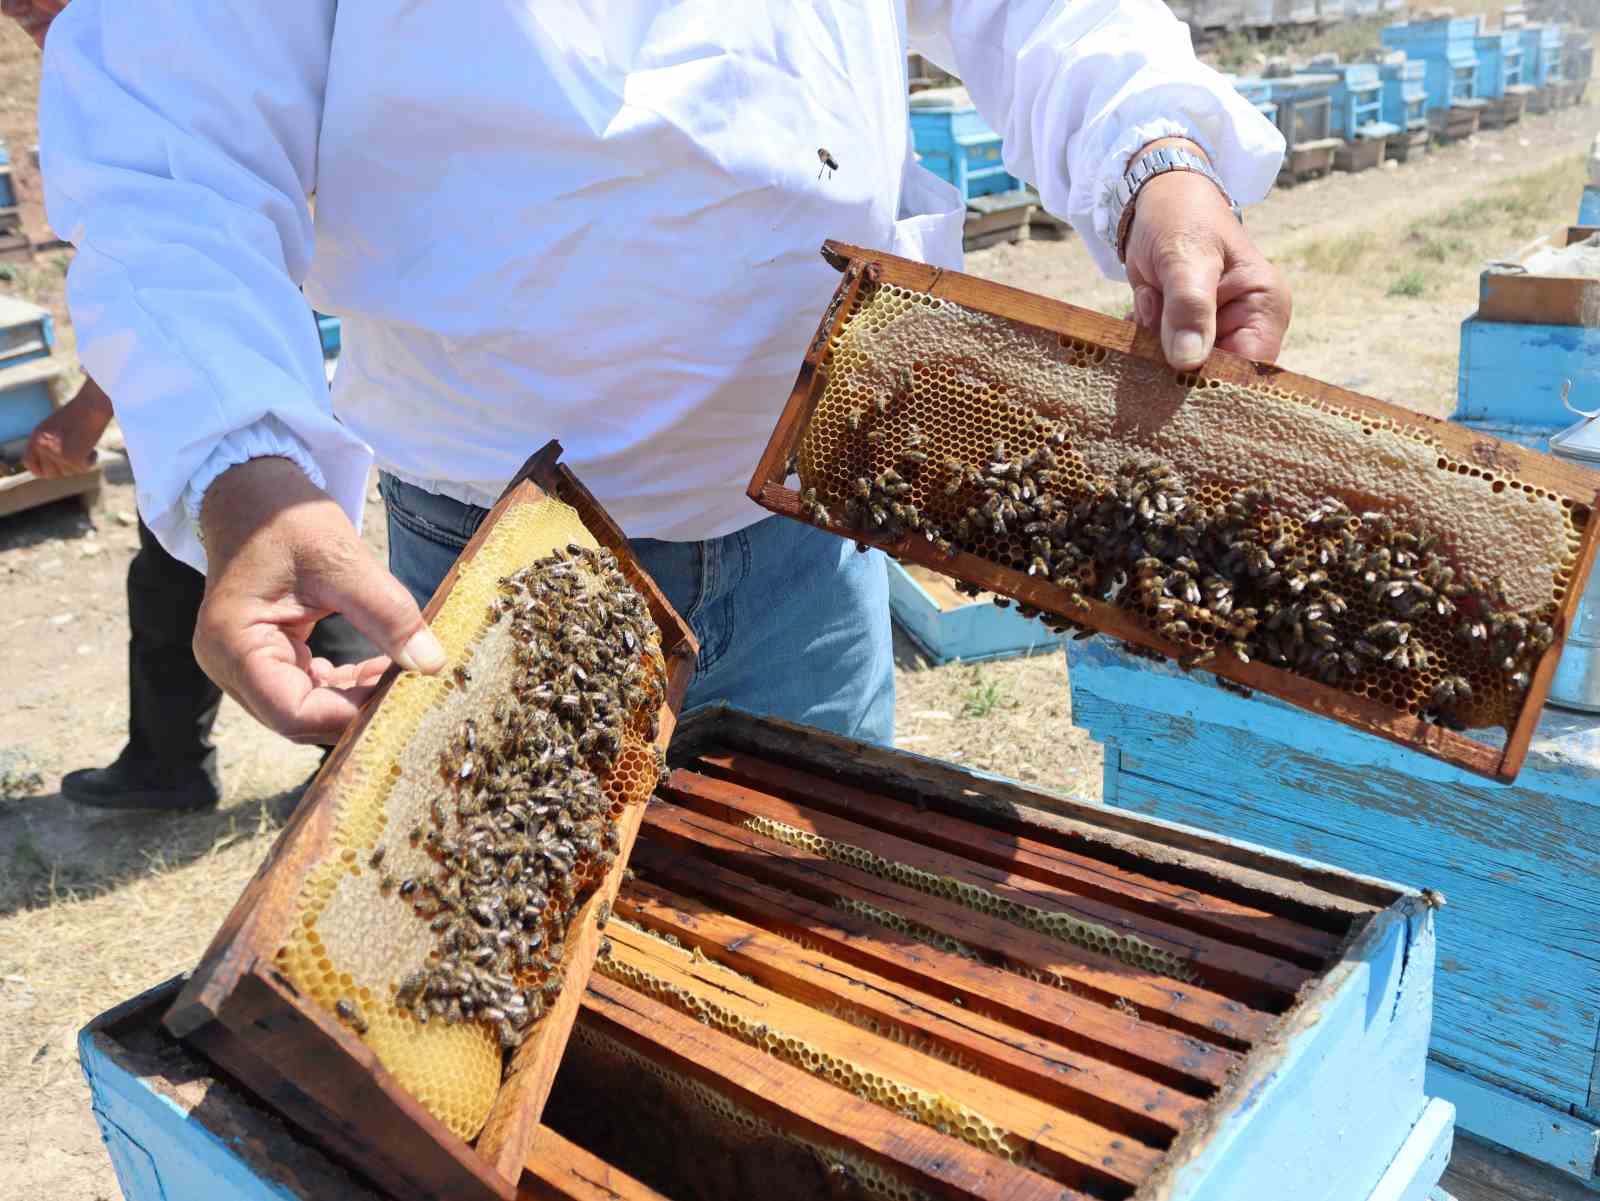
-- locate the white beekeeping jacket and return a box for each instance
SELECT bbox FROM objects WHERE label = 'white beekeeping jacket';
[40,0,1283,569]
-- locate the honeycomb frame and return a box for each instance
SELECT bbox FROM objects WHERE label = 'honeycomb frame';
[165,441,697,1201]
[749,242,1600,784]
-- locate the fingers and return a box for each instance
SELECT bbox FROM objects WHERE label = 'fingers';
[308,544,445,675]
[1215,259,1293,364]
[1151,243,1223,372]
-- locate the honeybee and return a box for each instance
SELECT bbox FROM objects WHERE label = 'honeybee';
[816,147,839,179]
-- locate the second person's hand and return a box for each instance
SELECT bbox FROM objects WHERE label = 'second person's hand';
[194,456,446,745]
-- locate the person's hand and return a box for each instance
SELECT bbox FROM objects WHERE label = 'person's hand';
[2,0,67,48]
[22,377,111,478]
[1122,140,1291,372]
[194,456,447,744]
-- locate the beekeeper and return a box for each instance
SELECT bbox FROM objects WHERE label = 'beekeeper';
[40,2,1291,748]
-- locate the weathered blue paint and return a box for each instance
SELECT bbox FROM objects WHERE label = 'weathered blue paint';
[1379,59,1430,132]
[886,559,1066,664]
[1427,1059,1600,1180]
[1474,28,1527,97]
[1521,23,1567,89]
[1069,638,1600,1183]
[1371,1099,1456,1201]
[1328,64,1401,141]
[1582,186,1600,227]
[1449,417,1562,450]
[1167,904,1447,1201]
[1455,314,1600,427]
[80,1025,309,1201]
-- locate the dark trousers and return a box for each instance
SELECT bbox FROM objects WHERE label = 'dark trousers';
[122,518,371,778]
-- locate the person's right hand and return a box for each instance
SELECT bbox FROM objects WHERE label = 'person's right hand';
[194,456,447,744]
[22,378,111,478]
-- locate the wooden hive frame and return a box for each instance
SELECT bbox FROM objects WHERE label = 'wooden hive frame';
[164,441,698,1201]
[532,706,1437,1201]
[748,241,1600,783]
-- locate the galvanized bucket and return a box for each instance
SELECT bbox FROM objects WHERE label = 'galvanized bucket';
[1548,404,1600,713]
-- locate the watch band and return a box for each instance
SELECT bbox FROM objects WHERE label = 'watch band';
[1112,144,1242,264]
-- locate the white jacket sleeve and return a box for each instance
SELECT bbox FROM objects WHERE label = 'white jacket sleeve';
[907,0,1286,279]
[39,0,371,571]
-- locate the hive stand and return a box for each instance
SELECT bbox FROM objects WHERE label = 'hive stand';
[1067,637,1600,1187]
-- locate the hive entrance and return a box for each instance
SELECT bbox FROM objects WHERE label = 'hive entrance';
[754,243,1600,781]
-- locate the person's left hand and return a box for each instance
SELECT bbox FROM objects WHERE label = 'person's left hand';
[1122,141,1292,373]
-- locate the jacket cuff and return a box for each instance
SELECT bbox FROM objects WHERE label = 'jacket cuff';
[1091,119,1210,268]
[181,413,328,526]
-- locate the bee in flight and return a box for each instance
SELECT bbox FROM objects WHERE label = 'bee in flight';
[817,147,839,179]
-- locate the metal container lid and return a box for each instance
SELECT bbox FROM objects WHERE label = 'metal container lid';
[1550,416,1600,463]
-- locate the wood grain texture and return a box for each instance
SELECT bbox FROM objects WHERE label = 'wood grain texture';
[580,972,1094,1201]
[633,812,1257,1078]
[613,877,1204,1144]
[1069,635,1600,1175]
[600,926,1162,1194]
[671,704,1394,918]
[662,769,1315,1003]
[748,242,1600,783]
[1478,226,1600,327]
[518,1129,672,1201]
[689,751,1343,964]
[166,442,697,1200]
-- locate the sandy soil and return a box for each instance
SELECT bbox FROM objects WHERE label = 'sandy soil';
[2,12,1597,1196]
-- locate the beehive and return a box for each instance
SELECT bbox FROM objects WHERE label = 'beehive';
[84,711,1452,1201]
[533,706,1452,1201]
[165,443,696,1201]
[750,242,1600,781]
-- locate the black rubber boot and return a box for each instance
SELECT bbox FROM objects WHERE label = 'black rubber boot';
[61,749,222,814]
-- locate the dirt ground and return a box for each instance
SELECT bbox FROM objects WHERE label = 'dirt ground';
[3,12,1599,1197]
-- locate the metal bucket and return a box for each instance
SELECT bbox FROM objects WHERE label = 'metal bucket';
[1548,408,1600,713]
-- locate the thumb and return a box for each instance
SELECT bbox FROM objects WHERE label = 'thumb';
[1152,245,1223,372]
[313,549,446,675]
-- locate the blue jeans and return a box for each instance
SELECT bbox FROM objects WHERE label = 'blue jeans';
[377,474,895,744]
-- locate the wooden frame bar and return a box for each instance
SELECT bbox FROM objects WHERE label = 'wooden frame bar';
[164,441,697,1201]
[747,241,1600,783]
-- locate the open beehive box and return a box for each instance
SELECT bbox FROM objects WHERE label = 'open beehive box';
[750,241,1600,782]
[163,442,697,1201]
[87,709,1447,1201]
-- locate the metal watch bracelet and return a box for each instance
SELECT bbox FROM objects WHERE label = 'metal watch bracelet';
[1112,144,1242,264]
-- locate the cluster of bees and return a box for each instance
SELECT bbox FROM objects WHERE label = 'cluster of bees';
[371,544,666,1053]
[814,407,1555,728]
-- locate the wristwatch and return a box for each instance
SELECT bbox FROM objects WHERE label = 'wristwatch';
[1111,144,1241,264]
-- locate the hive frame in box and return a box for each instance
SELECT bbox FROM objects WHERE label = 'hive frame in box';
[748,241,1600,784]
[163,441,697,1201]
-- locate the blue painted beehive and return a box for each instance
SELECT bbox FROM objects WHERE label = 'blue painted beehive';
[1521,22,1567,89]
[887,559,1067,664]
[1583,186,1600,227]
[1068,637,1600,1186]
[1380,57,1430,129]
[1473,27,1526,99]
[1329,62,1401,140]
[0,294,58,446]
[1233,75,1280,124]
[908,89,1019,205]
[1381,18,1482,112]
[80,701,1459,1201]
[1267,73,1339,146]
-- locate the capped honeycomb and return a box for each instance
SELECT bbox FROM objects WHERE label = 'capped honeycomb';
[273,496,667,1142]
[793,278,1592,735]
